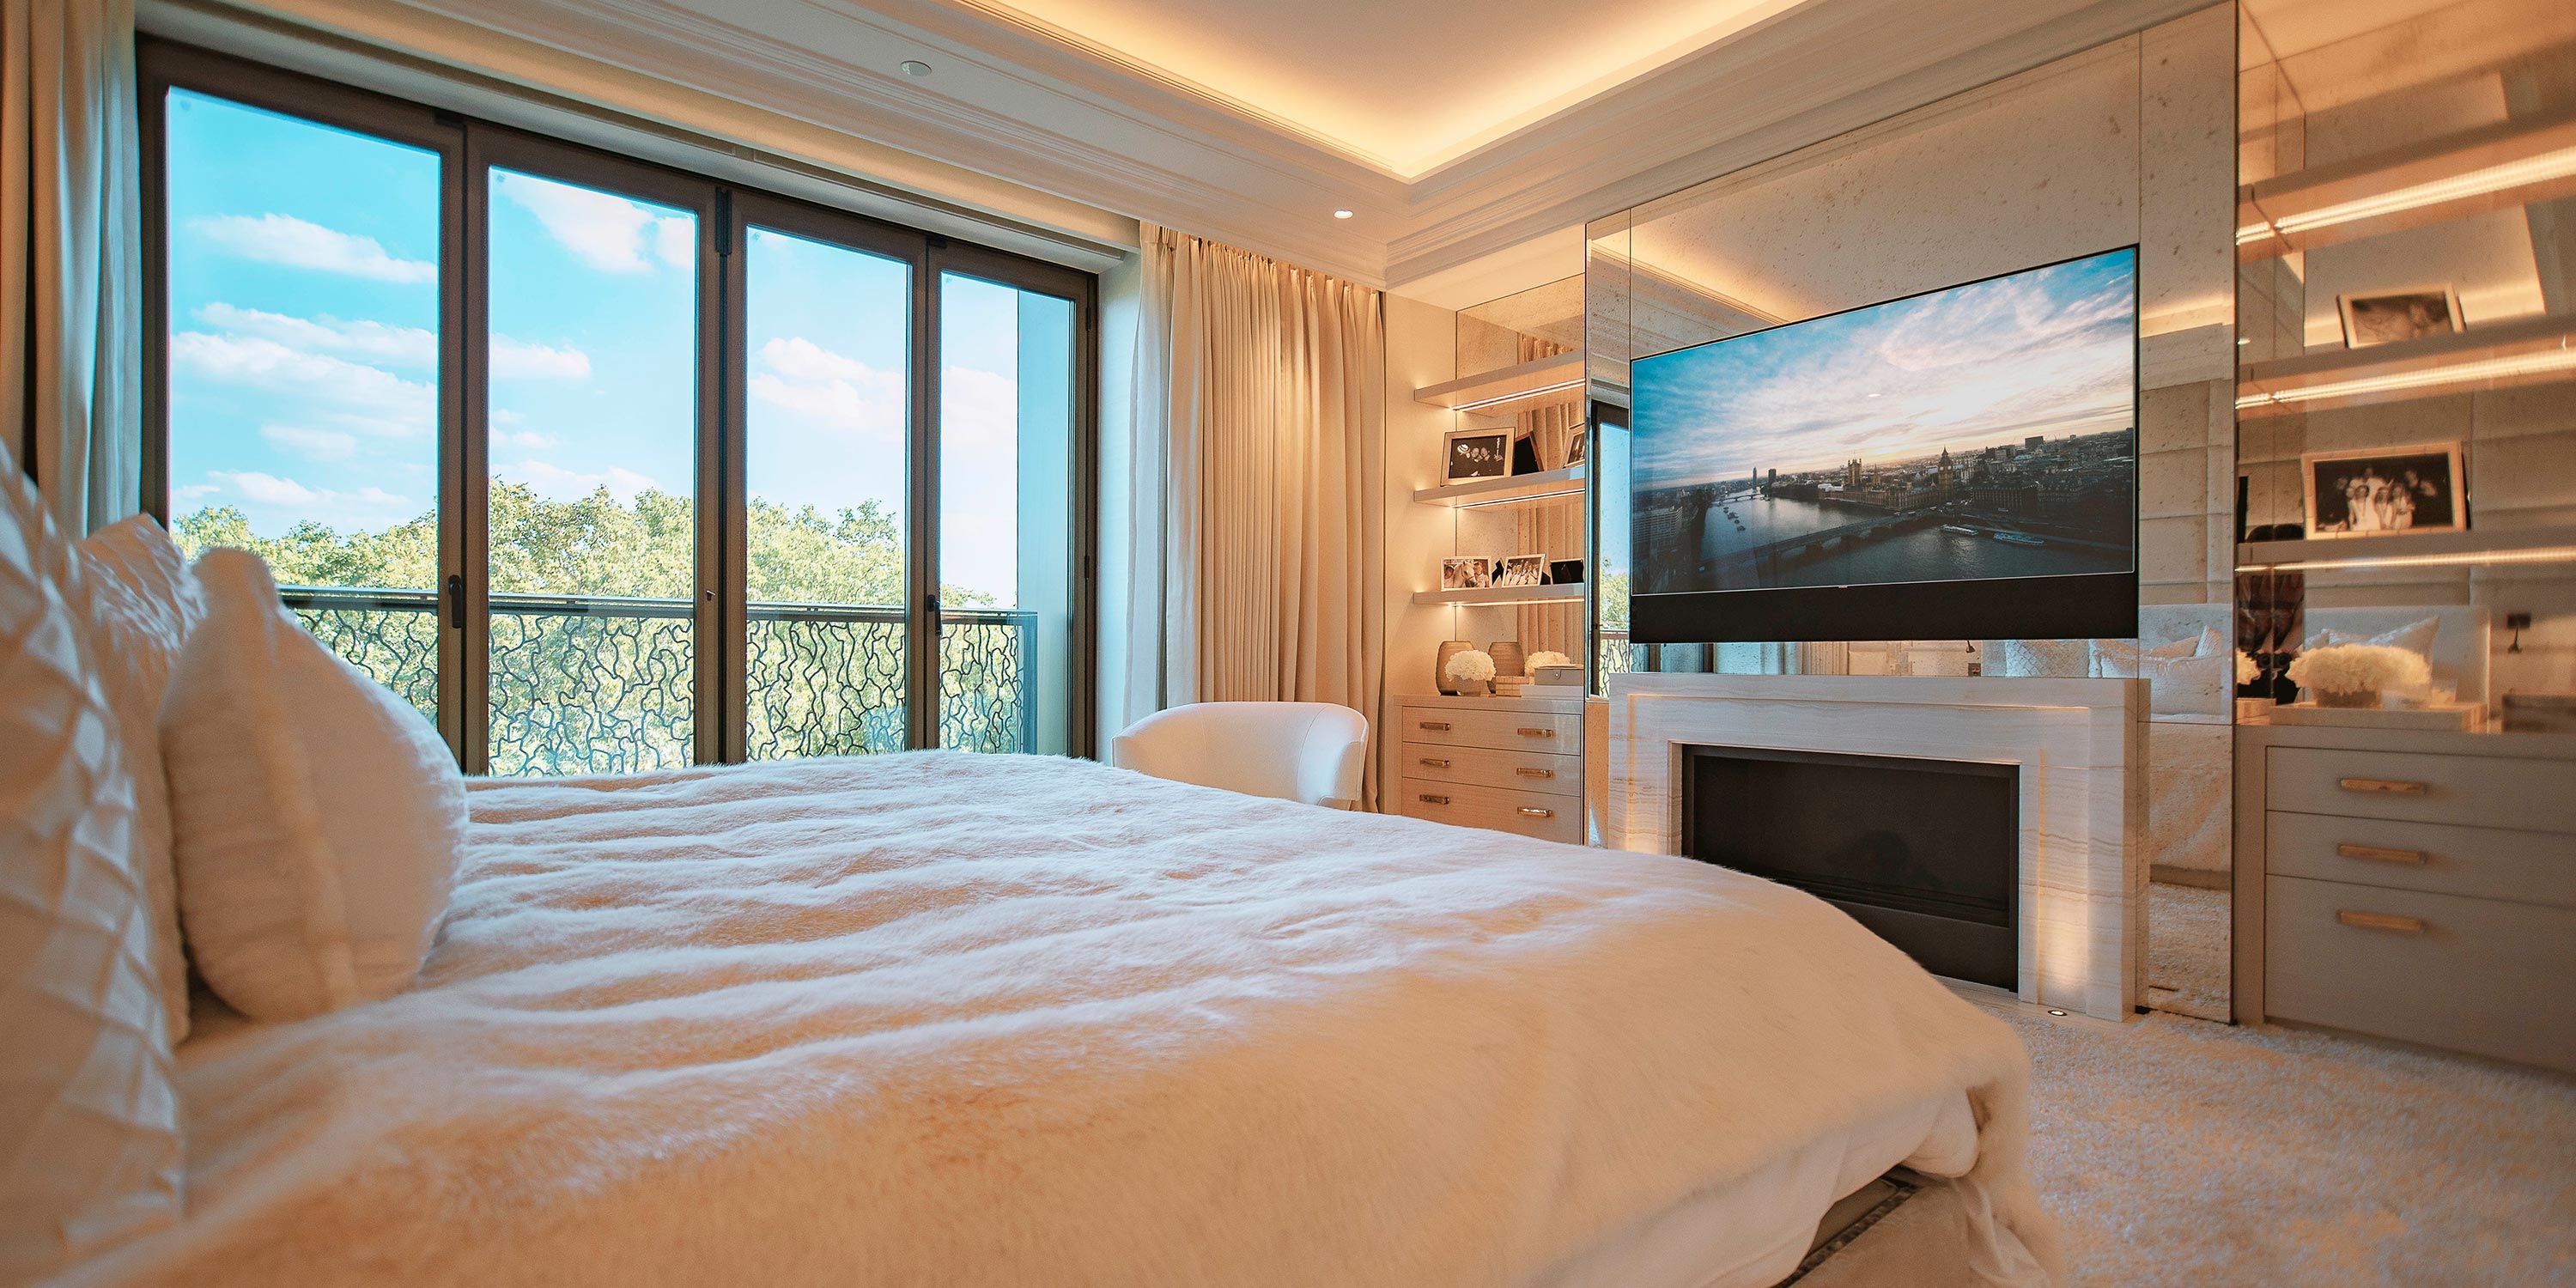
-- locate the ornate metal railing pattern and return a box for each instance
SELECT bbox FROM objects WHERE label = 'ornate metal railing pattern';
[1597,629,1637,682]
[276,586,1036,773]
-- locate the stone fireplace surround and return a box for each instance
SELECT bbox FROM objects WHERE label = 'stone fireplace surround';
[1603,673,2145,1021]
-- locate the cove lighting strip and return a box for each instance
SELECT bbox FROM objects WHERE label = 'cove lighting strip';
[2236,144,2576,245]
[1450,378,1587,412]
[2237,545,2576,574]
[1452,486,1584,509]
[2236,344,2576,410]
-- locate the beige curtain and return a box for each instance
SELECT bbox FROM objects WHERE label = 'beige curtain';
[1118,223,1386,801]
[2,0,143,533]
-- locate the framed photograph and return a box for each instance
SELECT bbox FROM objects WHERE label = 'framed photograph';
[1443,428,1514,483]
[1564,422,1589,468]
[2301,442,2465,538]
[2337,287,2463,349]
[1547,558,1585,586]
[1440,556,1494,591]
[1495,555,1546,588]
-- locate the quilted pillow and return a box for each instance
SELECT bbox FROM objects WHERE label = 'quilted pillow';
[71,516,202,1042]
[0,463,184,1277]
[164,550,465,1022]
[1989,638,2089,677]
[2300,616,2438,661]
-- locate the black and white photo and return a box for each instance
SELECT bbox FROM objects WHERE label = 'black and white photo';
[1495,555,1546,588]
[2336,287,2462,349]
[1440,556,1494,590]
[1443,428,1513,483]
[2302,442,2464,538]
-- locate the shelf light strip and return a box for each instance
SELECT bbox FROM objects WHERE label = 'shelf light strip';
[2237,344,2576,410]
[2236,545,2576,574]
[1451,487,1584,509]
[2237,144,2576,245]
[1450,378,1587,412]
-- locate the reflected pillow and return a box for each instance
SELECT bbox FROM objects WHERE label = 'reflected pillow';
[2300,616,2437,661]
[163,550,465,1022]
[71,516,202,1042]
[1991,639,2089,677]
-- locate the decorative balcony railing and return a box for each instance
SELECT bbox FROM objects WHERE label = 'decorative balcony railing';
[278,586,1036,775]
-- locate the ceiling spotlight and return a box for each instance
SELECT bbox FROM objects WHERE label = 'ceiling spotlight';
[1332,209,1354,220]
[899,59,934,77]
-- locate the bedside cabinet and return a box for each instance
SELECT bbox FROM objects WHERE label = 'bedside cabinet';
[2237,722,2576,1074]
[1394,695,1583,843]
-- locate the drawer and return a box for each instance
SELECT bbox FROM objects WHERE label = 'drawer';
[1400,707,1582,754]
[2269,811,2576,909]
[1399,778,1582,844]
[2266,746,2576,834]
[1400,741,1582,798]
[2265,874,2576,1074]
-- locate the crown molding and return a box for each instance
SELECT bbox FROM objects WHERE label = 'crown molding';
[195,0,2219,290]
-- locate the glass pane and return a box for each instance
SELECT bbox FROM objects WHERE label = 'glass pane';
[161,89,444,727]
[939,273,1074,755]
[742,226,912,759]
[483,167,697,775]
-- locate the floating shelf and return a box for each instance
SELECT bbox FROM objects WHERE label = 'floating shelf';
[1413,465,1585,509]
[2234,313,2576,416]
[1412,350,1586,416]
[1411,582,1586,608]
[2237,107,2576,262]
[2235,524,2576,573]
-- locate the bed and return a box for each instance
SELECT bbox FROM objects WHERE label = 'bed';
[61,750,2056,1287]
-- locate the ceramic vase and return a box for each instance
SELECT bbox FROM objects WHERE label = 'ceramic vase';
[1455,677,1489,697]
[1488,640,1527,680]
[2315,687,2380,709]
[1435,641,1472,695]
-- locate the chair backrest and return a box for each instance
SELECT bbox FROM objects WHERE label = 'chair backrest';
[1109,702,1370,808]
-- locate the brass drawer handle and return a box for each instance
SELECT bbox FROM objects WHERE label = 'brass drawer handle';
[1516,726,1556,738]
[2336,842,2427,866]
[1514,767,1555,779]
[1417,793,1451,805]
[1418,756,1451,769]
[2337,777,2426,795]
[2336,909,2426,934]
[1518,806,1555,818]
[1419,720,1452,732]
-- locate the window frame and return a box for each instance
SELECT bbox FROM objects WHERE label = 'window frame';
[139,39,1101,769]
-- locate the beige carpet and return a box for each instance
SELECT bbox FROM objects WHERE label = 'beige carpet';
[2143,881,2228,1023]
[1988,1004,2576,1285]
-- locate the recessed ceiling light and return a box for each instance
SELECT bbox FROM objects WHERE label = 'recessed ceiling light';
[899,60,934,78]
[1332,209,1354,220]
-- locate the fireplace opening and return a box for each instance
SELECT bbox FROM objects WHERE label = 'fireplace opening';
[1681,745,2018,990]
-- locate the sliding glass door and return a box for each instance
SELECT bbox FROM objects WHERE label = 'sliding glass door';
[144,43,1097,774]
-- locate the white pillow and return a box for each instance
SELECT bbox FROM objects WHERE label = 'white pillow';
[0,464,183,1276]
[164,550,465,1022]
[2087,634,2196,677]
[2148,652,2231,718]
[1990,639,2089,677]
[72,516,202,1042]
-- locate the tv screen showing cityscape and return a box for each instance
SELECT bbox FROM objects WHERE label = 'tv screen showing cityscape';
[1628,247,2139,643]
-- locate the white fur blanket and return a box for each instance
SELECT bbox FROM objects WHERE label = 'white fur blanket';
[73,753,2057,1286]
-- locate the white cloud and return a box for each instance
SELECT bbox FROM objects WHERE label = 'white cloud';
[750,337,903,440]
[501,459,662,502]
[204,470,413,517]
[197,304,435,366]
[495,172,693,274]
[490,337,592,380]
[171,331,435,439]
[496,428,557,451]
[260,425,358,460]
[191,214,435,283]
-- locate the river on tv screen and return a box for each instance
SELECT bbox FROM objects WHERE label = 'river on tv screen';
[1630,249,2137,597]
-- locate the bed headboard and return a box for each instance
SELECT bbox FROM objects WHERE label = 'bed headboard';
[2304,606,2492,704]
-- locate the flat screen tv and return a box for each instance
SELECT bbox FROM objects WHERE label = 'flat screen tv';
[1628,246,2140,644]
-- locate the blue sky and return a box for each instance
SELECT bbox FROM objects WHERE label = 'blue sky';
[165,88,1036,605]
[1631,249,2136,490]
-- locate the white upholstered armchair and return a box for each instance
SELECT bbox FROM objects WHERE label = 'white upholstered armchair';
[1109,702,1370,810]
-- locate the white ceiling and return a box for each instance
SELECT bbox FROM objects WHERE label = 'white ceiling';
[203,0,2217,288]
[963,0,1802,176]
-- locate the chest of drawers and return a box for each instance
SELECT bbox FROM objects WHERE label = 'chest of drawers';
[2238,724,2576,1074]
[1394,696,1583,844]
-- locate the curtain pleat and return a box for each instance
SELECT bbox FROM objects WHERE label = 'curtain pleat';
[1119,223,1386,805]
[1,0,143,533]
[1514,334,1583,656]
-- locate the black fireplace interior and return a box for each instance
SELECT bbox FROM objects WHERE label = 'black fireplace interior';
[1681,745,2018,989]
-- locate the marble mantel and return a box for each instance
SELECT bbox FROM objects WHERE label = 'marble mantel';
[1603,673,2145,1020]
